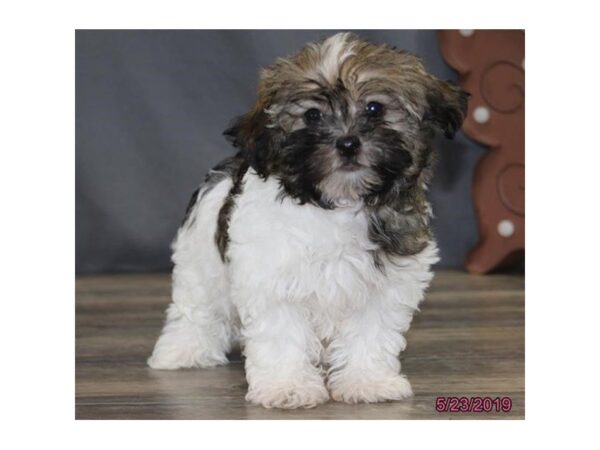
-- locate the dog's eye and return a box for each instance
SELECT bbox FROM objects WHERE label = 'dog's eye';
[304,108,322,124]
[365,101,384,118]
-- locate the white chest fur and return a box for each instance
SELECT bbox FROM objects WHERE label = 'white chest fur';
[226,170,438,332]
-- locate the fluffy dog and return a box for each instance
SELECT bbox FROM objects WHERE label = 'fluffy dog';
[148,33,468,409]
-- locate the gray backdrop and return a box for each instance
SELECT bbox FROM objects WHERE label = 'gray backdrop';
[76,30,486,274]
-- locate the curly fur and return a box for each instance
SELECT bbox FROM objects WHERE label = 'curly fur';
[148,33,467,409]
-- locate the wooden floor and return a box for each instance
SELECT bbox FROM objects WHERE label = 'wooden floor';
[76,270,524,419]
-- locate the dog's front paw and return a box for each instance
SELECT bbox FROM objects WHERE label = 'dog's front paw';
[246,381,330,409]
[329,374,413,404]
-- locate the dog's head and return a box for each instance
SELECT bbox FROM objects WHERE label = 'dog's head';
[225,32,468,207]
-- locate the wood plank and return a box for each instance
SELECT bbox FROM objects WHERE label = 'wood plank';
[76,270,524,419]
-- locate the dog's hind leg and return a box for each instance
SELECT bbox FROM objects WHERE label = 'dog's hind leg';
[147,271,235,369]
[148,177,238,370]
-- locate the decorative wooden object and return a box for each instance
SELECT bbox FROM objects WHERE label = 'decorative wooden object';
[438,30,525,274]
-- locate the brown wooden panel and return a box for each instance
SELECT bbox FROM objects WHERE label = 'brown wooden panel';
[439,30,525,274]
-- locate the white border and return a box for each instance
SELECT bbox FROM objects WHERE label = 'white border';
[3,0,600,448]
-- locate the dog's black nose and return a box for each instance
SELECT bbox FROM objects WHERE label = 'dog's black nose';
[336,135,361,158]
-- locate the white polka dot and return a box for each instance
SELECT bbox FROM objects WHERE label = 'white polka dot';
[459,29,475,37]
[473,106,490,124]
[497,220,515,237]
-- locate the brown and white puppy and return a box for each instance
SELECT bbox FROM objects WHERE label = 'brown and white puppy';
[149,33,468,409]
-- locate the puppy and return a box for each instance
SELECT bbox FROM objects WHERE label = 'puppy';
[148,32,468,409]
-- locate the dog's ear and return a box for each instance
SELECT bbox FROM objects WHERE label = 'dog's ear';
[423,77,469,139]
[223,102,268,151]
[223,100,273,176]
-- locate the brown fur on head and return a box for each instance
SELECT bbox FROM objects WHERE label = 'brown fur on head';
[225,32,468,209]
